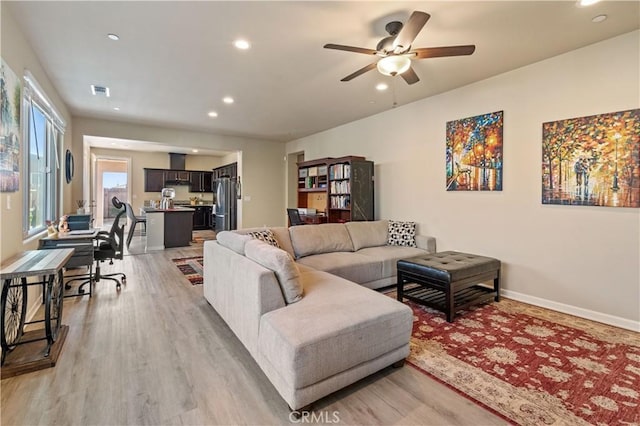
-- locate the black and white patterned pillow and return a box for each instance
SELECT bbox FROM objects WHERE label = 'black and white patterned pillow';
[247,229,282,249]
[387,221,417,247]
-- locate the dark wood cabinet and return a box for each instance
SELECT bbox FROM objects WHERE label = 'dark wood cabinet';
[190,171,213,193]
[213,162,237,178]
[164,170,190,183]
[192,205,212,230]
[144,168,165,192]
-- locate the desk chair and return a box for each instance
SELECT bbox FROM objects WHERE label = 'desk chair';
[93,197,127,290]
[287,208,305,226]
[124,202,147,249]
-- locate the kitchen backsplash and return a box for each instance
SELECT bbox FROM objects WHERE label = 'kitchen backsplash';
[174,185,214,202]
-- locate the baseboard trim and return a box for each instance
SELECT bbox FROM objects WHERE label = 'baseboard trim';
[501,289,640,332]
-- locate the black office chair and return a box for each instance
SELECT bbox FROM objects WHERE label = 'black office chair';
[124,202,147,249]
[287,208,305,226]
[93,197,127,290]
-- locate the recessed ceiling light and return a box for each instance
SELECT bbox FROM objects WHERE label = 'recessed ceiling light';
[592,14,607,23]
[113,107,120,111]
[107,33,120,41]
[577,0,600,6]
[376,83,389,91]
[234,39,250,50]
[223,96,234,104]
[208,111,218,118]
[192,149,199,153]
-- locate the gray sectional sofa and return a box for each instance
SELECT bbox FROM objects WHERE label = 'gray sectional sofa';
[203,220,435,411]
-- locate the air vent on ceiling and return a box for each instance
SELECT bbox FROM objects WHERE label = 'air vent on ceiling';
[90,85,110,97]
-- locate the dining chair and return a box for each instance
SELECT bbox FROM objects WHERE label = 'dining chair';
[124,202,147,249]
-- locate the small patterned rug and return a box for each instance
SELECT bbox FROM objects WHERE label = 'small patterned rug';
[171,256,203,285]
[399,295,640,425]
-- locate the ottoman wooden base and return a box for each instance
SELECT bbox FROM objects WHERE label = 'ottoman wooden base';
[397,251,500,322]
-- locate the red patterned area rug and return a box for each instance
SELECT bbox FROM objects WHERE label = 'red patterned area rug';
[171,256,203,285]
[402,297,639,425]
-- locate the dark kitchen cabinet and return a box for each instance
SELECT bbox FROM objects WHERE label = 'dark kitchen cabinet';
[144,168,165,192]
[192,205,212,230]
[190,171,213,193]
[165,170,190,183]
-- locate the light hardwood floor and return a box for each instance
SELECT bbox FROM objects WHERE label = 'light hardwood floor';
[1,242,506,425]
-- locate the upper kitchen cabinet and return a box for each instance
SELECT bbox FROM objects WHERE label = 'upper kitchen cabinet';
[164,170,190,184]
[190,171,214,193]
[213,162,237,179]
[144,168,165,192]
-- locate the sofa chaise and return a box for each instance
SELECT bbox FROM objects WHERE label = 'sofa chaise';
[203,220,435,411]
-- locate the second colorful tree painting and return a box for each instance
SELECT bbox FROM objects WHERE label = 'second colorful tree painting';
[446,111,504,191]
[542,109,639,208]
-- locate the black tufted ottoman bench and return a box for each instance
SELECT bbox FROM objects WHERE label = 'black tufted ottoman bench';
[397,251,501,322]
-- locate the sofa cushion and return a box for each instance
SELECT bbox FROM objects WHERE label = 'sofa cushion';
[289,223,354,258]
[247,229,281,248]
[345,220,388,251]
[387,220,417,247]
[296,252,382,284]
[245,239,303,304]
[357,245,427,278]
[258,269,412,389]
[216,231,252,255]
[234,227,295,258]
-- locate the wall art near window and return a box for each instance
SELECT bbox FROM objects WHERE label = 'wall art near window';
[542,109,639,208]
[0,58,21,192]
[446,110,503,191]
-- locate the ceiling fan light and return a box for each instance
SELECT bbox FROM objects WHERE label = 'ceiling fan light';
[377,55,411,76]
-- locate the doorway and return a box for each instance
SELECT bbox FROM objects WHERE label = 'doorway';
[93,157,131,228]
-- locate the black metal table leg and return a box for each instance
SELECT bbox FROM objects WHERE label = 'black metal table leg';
[1,277,27,365]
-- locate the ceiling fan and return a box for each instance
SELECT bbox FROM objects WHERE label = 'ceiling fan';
[324,11,476,85]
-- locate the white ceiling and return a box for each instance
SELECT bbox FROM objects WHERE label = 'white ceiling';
[7,1,640,145]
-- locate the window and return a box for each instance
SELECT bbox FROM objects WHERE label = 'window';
[22,71,65,238]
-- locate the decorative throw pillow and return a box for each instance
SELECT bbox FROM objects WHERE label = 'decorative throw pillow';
[387,220,417,247]
[247,229,282,249]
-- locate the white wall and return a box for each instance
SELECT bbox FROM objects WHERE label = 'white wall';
[0,7,73,260]
[287,31,640,328]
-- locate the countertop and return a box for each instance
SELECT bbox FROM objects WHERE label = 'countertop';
[143,206,196,213]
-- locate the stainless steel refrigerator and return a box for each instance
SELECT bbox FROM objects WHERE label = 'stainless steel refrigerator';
[214,176,237,231]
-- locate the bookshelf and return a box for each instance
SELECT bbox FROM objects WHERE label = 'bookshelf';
[297,156,374,223]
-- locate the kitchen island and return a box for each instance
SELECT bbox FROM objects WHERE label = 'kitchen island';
[143,207,194,250]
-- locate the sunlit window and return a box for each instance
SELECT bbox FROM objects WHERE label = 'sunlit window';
[22,72,65,237]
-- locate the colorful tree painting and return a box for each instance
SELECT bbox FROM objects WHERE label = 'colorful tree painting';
[542,109,640,208]
[446,111,503,191]
[0,58,21,192]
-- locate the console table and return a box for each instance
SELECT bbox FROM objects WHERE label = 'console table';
[0,249,73,376]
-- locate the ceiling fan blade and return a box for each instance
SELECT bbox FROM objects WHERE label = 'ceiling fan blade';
[340,63,377,82]
[412,45,476,59]
[324,44,378,55]
[401,67,420,85]
[393,11,430,52]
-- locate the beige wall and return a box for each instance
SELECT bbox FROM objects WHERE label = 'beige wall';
[74,117,286,229]
[0,7,73,261]
[286,31,640,328]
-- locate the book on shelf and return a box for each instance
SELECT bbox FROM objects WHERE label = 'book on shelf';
[330,194,350,209]
[329,164,351,180]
